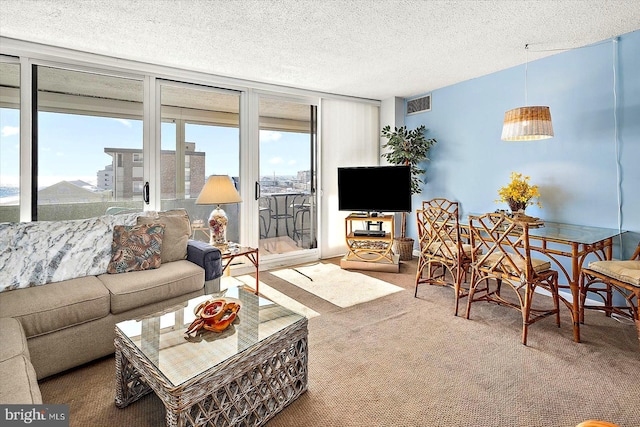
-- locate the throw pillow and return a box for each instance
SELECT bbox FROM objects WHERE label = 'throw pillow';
[107,223,164,274]
[137,209,191,263]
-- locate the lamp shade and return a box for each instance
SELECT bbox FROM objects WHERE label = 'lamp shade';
[195,175,242,205]
[501,106,554,141]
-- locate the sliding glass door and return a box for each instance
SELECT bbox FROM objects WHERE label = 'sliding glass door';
[159,81,241,243]
[0,47,326,266]
[0,58,20,223]
[258,96,317,256]
[35,66,144,220]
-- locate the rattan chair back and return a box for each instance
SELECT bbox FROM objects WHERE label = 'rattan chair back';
[468,213,533,280]
[421,198,459,212]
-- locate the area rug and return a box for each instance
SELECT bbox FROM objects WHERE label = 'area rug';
[269,262,403,308]
[221,275,320,318]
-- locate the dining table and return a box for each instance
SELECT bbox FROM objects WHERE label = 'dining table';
[461,216,626,342]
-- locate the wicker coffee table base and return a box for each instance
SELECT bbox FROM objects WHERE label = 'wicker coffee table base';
[115,319,308,427]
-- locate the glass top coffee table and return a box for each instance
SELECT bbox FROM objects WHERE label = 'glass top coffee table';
[114,286,308,426]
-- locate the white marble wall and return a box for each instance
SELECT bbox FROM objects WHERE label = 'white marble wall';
[0,212,139,292]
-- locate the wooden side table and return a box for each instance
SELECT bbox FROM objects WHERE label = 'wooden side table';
[221,246,259,294]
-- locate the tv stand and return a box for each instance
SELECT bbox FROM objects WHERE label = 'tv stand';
[341,213,399,272]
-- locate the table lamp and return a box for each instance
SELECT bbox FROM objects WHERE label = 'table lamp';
[195,175,242,249]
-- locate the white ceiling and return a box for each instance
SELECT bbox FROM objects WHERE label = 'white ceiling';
[1,0,639,101]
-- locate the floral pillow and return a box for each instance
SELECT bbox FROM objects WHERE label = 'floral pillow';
[107,223,165,274]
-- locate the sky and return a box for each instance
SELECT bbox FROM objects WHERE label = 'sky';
[0,108,310,188]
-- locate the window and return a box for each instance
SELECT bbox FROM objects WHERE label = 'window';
[258,97,318,252]
[160,83,240,242]
[0,60,20,222]
[36,66,143,220]
[132,181,143,193]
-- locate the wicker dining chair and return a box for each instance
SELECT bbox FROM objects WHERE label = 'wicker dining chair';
[415,199,473,316]
[465,212,568,345]
[580,241,640,348]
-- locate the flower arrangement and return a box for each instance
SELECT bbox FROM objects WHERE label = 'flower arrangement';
[496,172,542,212]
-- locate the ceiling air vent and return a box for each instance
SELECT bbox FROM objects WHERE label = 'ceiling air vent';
[406,94,431,115]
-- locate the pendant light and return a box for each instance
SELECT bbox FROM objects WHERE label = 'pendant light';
[501,45,554,141]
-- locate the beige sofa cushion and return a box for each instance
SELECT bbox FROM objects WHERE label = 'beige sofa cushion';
[0,318,42,404]
[137,209,192,264]
[587,260,640,287]
[0,355,43,404]
[0,276,110,338]
[98,260,204,314]
[0,317,30,362]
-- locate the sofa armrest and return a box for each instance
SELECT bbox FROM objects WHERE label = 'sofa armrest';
[187,240,223,281]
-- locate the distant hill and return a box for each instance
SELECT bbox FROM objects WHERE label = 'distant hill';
[0,187,19,198]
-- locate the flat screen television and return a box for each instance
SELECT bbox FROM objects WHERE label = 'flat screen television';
[338,166,412,213]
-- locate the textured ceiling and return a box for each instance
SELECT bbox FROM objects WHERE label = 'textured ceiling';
[1,0,639,100]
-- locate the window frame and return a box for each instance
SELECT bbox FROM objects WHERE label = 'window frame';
[0,56,21,222]
[1,36,381,267]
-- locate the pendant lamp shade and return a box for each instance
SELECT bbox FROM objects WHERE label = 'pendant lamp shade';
[501,106,554,141]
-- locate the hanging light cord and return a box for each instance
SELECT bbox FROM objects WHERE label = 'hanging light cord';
[524,44,529,106]
[528,38,624,256]
[612,37,623,254]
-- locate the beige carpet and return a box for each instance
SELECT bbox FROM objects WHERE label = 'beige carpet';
[39,257,640,427]
[270,262,404,308]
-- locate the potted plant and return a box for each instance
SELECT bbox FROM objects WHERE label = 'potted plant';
[381,125,437,260]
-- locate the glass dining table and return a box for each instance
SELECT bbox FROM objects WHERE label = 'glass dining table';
[461,216,625,342]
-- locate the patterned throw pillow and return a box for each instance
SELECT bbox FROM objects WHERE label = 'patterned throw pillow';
[107,223,165,274]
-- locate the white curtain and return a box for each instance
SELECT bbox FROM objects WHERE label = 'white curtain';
[319,98,380,258]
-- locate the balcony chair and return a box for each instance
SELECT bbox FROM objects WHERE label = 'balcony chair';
[291,193,312,247]
[258,196,273,239]
[580,241,640,348]
[414,199,473,316]
[465,212,570,345]
[268,194,295,239]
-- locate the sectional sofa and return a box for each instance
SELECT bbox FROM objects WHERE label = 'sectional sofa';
[0,209,223,404]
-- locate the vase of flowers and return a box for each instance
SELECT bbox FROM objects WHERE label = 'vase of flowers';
[496,172,542,214]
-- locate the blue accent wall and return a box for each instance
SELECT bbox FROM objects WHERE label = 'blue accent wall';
[403,29,640,260]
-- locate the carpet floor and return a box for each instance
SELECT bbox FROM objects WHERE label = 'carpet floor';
[39,257,640,427]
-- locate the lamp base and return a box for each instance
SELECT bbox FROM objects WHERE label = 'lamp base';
[208,206,228,249]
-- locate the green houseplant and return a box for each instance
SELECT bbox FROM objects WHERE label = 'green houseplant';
[381,124,437,260]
